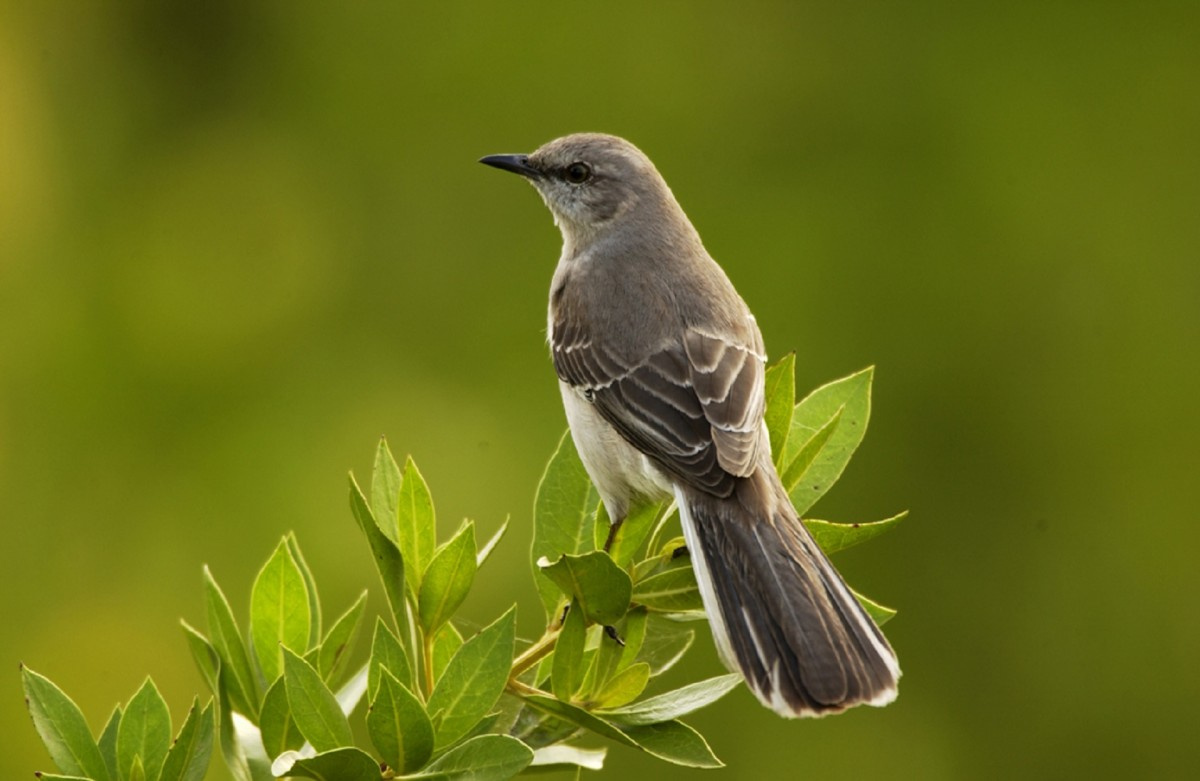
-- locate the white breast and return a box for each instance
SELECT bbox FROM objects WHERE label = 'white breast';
[558,381,673,523]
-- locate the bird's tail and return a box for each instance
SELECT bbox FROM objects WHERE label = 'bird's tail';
[676,470,900,718]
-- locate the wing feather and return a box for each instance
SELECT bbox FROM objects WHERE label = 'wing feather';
[552,311,766,495]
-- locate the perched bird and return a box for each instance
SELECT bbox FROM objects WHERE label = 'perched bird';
[480,133,899,717]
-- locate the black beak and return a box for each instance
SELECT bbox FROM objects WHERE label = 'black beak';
[479,153,541,179]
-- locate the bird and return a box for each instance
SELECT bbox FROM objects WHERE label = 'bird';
[480,133,899,718]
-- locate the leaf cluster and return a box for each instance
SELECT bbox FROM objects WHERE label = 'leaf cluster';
[21,667,212,781]
[23,360,903,779]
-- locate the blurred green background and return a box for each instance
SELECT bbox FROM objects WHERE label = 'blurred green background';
[3,1,1197,778]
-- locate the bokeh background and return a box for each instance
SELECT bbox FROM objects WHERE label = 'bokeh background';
[3,2,1197,778]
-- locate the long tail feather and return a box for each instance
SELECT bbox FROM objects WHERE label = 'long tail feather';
[675,470,900,718]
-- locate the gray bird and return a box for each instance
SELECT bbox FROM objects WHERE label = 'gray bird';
[481,133,900,718]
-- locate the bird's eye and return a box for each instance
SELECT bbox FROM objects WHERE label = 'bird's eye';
[564,162,592,184]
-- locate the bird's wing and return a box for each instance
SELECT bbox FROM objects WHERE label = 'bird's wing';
[683,329,766,477]
[552,314,765,498]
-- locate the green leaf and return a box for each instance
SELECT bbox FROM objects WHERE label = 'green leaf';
[117,677,172,781]
[213,670,241,781]
[516,695,638,748]
[204,565,260,714]
[282,747,383,780]
[532,431,601,616]
[371,437,404,545]
[618,607,648,670]
[518,695,720,768]
[636,615,695,677]
[367,667,434,774]
[551,601,587,701]
[804,511,907,555]
[528,744,607,771]
[854,589,898,626]
[419,521,477,633]
[784,366,873,515]
[644,507,682,566]
[530,654,555,692]
[779,406,842,498]
[285,533,323,648]
[632,543,675,584]
[369,617,413,698]
[403,734,533,780]
[250,539,312,683]
[349,474,412,649]
[431,622,464,684]
[159,698,215,781]
[21,666,111,781]
[584,623,626,701]
[258,676,302,758]
[319,591,368,683]
[128,754,146,781]
[214,669,272,781]
[476,516,509,568]
[180,621,219,693]
[510,692,583,747]
[592,502,611,554]
[426,607,517,750]
[764,352,796,460]
[282,647,353,751]
[573,644,600,702]
[605,501,661,570]
[334,662,370,718]
[599,673,742,726]
[590,662,651,709]
[619,720,723,769]
[537,551,632,626]
[97,705,120,781]
[302,644,321,670]
[397,455,437,596]
[631,564,703,613]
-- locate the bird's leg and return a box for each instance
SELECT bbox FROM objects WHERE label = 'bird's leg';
[604,624,625,647]
[603,515,625,552]
[601,513,628,646]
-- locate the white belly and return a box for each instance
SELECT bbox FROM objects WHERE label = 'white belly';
[559,381,673,521]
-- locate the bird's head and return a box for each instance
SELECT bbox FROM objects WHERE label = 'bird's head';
[481,133,679,248]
